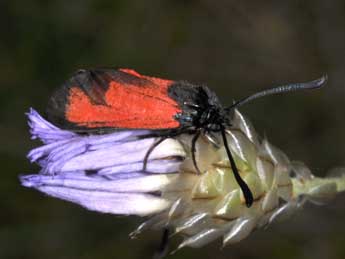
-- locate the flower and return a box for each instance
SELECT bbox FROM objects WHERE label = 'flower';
[21,108,186,216]
[20,108,345,250]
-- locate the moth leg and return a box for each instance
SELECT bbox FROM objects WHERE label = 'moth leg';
[220,128,253,207]
[191,130,202,174]
[143,137,167,171]
[153,228,170,259]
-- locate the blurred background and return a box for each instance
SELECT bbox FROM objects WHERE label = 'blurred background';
[1,0,345,258]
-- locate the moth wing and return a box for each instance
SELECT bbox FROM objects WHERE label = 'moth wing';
[47,69,182,131]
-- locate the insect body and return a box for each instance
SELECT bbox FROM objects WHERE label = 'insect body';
[47,68,327,207]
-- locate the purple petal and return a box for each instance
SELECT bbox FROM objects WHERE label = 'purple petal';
[60,138,185,173]
[98,159,182,174]
[20,173,170,216]
[27,108,76,143]
[27,184,169,216]
[27,139,72,163]
[20,171,174,193]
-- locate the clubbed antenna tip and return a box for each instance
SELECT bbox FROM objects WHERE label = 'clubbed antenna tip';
[306,74,328,89]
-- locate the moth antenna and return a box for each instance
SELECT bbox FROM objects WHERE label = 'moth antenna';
[225,75,327,111]
[220,127,254,207]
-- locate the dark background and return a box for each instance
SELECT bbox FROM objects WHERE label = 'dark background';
[2,1,345,258]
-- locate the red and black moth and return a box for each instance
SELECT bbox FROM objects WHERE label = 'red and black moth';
[47,68,327,207]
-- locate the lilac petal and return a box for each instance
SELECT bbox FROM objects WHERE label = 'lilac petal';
[20,171,171,216]
[27,139,72,163]
[62,138,155,170]
[103,172,152,180]
[43,139,90,174]
[98,159,182,175]
[27,108,76,143]
[61,138,185,173]
[25,184,169,216]
[20,171,174,193]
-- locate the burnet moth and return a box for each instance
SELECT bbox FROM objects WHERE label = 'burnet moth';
[46,68,327,207]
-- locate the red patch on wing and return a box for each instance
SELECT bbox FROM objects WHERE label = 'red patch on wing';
[65,69,181,129]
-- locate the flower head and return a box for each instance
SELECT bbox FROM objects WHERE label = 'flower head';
[21,108,186,216]
[20,108,345,250]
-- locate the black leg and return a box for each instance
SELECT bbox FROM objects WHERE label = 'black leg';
[143,137,167,171]
[220,128,254,207]
[140,128,200,172]
[191,130,202,174]
[153,228,170,259]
